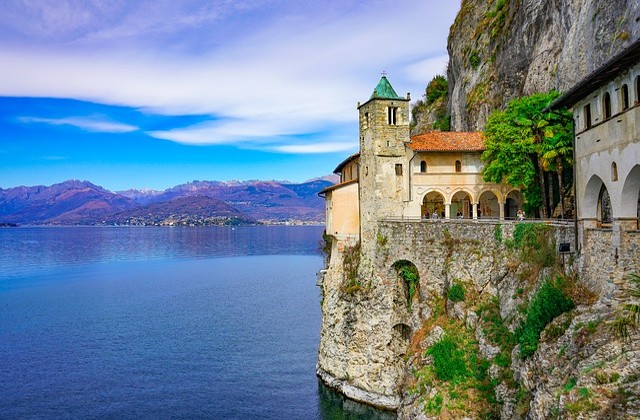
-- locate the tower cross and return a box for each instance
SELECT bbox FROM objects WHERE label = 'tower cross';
[381,70,387,77]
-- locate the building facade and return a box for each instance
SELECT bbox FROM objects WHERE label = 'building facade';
[321,76,520,245]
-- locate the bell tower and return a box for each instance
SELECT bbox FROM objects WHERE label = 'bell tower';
[357,74,410,251]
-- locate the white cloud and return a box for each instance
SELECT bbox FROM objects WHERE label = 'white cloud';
[0,0,460,151]
[19,116,138,133]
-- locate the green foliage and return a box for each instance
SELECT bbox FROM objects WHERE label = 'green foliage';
[469,50,480,69]
[510,223,556,267]
[516,277,575,358]
[428,333,469,382]
[394,260,420,310]
[477,297,516,352]
[447,282,466,302]
[376,232,388,247]
[426,75,448,105]
[433,113,451,131]
[425,392,443,415]
[481,91,573,216]
[320,231,332,264]
[494,224,503,243]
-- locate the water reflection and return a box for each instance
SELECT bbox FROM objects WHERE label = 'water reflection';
[317,380,397,419]
[0,226,324,279]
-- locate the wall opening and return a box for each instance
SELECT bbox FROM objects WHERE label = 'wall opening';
[392,260,419,310]
[395,163,403,176]
[455,160,462,173]
[603,92,612,119]
[584,103,592,129]
[420,160,427,173]
[622,84,630,110]
[611,162,618,182]
[387,106,398,125]
[636,75,640,105]
[621,165,640,230]
[598,184,612,227]
[422,191,445,218]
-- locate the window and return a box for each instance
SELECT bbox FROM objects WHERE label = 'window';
[455,160,462,173]
[611,162,618,182]
[622,84,630,110]
[387,107,398,125]
[636,75,640,104]
[584,104,592,129]
[603,92,611,119]
[420,160,427,173]
[395,164,403,176]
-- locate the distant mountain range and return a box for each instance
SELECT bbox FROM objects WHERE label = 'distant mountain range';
[0,177,337,226]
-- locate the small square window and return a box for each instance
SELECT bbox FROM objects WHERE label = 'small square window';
[395,164,403,176]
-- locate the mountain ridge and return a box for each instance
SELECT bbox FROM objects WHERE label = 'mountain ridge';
[0,178,334,226]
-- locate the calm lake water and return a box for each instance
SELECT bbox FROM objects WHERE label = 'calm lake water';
[0,226,395,419]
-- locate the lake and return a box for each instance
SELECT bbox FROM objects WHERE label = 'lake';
[0,226,395,419]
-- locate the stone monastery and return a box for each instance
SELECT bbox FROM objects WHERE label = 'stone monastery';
[320,75,522,245]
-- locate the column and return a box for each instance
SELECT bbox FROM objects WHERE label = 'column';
[499,202,505,220]
[472,203,478,220]
[445,204,451,220]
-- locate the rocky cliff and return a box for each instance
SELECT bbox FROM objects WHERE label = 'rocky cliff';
[318,222,640,418]
[445,0,640,131]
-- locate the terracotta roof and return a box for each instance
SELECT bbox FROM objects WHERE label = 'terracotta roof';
[318,179,358,196]
[408,131,484,152]
[333,153,360,173]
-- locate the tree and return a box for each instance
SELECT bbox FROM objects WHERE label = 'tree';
[482,91,573,217]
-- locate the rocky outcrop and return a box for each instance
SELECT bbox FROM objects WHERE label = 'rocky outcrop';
[447,0,640,131]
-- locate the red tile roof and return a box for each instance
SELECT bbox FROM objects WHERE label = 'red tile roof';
[408,131,484,152]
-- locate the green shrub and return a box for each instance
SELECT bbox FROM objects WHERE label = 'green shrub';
[426,75,448,105]
[448,281,466,302]
[469,50,480,69]
[516,277,575,358]
[428,334,468,382]
[510,223,557,267]
[394,260,420,310]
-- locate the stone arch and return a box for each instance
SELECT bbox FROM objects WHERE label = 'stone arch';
[620,165,640,228]
[505,189,524,219]
[477,190,501,218]
[421,190,446,219]
[582,174,606,220]
[392,260,420,310]
[450,189,473,219]
[390,323,412,356]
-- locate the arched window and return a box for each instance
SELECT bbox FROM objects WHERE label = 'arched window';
[621,84,630,111]
[420,160,427,173]
[455,160,462,173]
[603,92,611,119]
[598,184,612,226]
[611,162,618,182]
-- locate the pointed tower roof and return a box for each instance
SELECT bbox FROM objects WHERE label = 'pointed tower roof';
[370,75,404,100]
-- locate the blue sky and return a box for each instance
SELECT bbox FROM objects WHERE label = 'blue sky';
[0,0,459,191]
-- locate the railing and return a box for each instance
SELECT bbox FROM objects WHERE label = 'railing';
[381,216,574,227]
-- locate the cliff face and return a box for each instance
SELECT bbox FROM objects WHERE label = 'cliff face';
[447,0,640,131]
